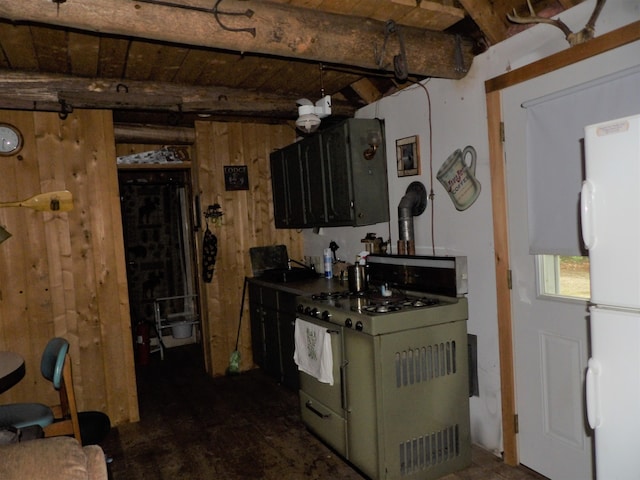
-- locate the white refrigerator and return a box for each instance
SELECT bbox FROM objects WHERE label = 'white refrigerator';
[582,113,640,480]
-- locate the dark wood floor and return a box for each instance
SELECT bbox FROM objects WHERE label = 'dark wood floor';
[101,344,547,480]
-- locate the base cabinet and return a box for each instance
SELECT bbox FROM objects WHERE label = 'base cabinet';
[271,118,389,229]
[248,280,299,390]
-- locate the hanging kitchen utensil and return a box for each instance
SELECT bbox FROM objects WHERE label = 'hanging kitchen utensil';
[0,190,73,212]
[227,276,248,376]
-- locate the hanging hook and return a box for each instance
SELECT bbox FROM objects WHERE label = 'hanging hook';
[374,20,408,81]
[58,99,73,120]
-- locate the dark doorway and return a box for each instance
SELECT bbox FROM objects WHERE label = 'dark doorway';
[119,168,201,366]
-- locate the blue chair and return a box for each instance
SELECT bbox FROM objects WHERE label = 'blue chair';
[0,338,82,443]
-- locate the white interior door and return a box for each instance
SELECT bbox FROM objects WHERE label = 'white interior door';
[502,85,593,480]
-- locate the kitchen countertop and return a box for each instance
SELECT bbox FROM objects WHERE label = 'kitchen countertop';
[248,275,349,297]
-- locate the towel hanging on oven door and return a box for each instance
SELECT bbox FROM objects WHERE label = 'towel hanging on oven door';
[294,318,333,385]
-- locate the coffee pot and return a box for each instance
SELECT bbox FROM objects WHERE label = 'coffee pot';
[347,264,368,293]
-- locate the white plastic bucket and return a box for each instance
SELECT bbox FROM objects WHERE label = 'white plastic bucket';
[170,322,193,339]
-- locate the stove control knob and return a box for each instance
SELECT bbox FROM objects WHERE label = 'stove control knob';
[304,306,312,315]
[310,307,319,318]
[345,318,352,328]
[355,321,364,332]
[297,304,304,314]
[322,310,331,321]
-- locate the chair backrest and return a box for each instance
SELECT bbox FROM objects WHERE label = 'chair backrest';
[39,337,82,443]
[40,337,69,389]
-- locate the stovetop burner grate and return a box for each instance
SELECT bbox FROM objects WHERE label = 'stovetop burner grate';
[297,255,468,335]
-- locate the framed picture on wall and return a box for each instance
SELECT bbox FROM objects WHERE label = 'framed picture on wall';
[223,165,249,191]
[396,135,420,177]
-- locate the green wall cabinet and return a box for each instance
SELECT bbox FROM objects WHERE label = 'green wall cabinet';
[270,118,389,229]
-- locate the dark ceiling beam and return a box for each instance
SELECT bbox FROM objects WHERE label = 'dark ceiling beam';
[0,0,475,79]
[114,123,195,144]
[0,70,357,118]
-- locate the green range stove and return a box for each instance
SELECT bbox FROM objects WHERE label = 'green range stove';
[295,254,471,480]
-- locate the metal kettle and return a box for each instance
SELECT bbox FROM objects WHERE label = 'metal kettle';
[347,264,368,293]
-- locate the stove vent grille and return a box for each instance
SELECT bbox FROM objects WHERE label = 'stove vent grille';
[395,341,457,388]
[399,424,461,476]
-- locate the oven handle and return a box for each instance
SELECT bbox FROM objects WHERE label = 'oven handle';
[340,361,348,411]
[305,400,330,419]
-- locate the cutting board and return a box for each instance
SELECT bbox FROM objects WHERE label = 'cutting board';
[249,245,289,276]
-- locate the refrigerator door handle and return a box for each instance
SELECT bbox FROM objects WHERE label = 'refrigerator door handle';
[580,180,596,250]
[586,358,602,429]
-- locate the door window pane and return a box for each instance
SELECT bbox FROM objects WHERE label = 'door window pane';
[538,255,590,300]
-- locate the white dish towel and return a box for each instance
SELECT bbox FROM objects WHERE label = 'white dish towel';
[294,318,334,385]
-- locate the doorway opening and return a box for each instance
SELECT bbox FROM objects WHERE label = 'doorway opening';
[118,168,202,370]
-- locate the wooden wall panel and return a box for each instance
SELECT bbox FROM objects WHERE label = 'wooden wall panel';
[0,109,139,426]
[0,113,301,426]
[195,121,303,375]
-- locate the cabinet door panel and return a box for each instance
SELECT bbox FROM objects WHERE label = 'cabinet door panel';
[322,123,353,224]
[248,284,265,368]
[300,136,326,225]
[278,292,299,390]
[282,145,306,227]
[263,306,282,378]
[270,118,389,229]
[270,152,290,228]
[347,119,390,226]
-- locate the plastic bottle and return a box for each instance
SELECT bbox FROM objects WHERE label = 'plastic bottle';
[323,248,333,279]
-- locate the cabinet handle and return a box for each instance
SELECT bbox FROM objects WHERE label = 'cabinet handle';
[305,400,330,419]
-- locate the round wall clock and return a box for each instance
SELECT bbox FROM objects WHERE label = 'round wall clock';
[0,123,23,156]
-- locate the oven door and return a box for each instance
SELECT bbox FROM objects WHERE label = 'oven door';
[297,317,347,456]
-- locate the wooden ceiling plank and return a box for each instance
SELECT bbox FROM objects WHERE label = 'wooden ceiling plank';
[0,0,474,79]
[68,31,100,77]
[392,1,465,30]
[195,53,251,86]
[228,56,276,90]
[0,23,38,70]
[457,0,510,46]
[173,49,214,84]
[124,41,163,81]
[361,1,409,23]
[29,24,68,73]
[149,44,191,83]
[349,77,383,104]
[97,37,128,79]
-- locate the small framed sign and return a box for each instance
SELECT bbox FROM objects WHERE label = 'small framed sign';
[223,165,249,191]
[396,135,420,177]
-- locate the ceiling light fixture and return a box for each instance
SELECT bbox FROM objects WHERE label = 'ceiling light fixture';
[295,95,332,134]
[295,63,332,134]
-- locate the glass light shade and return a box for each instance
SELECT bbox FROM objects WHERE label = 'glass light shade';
[296,113,321,133]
